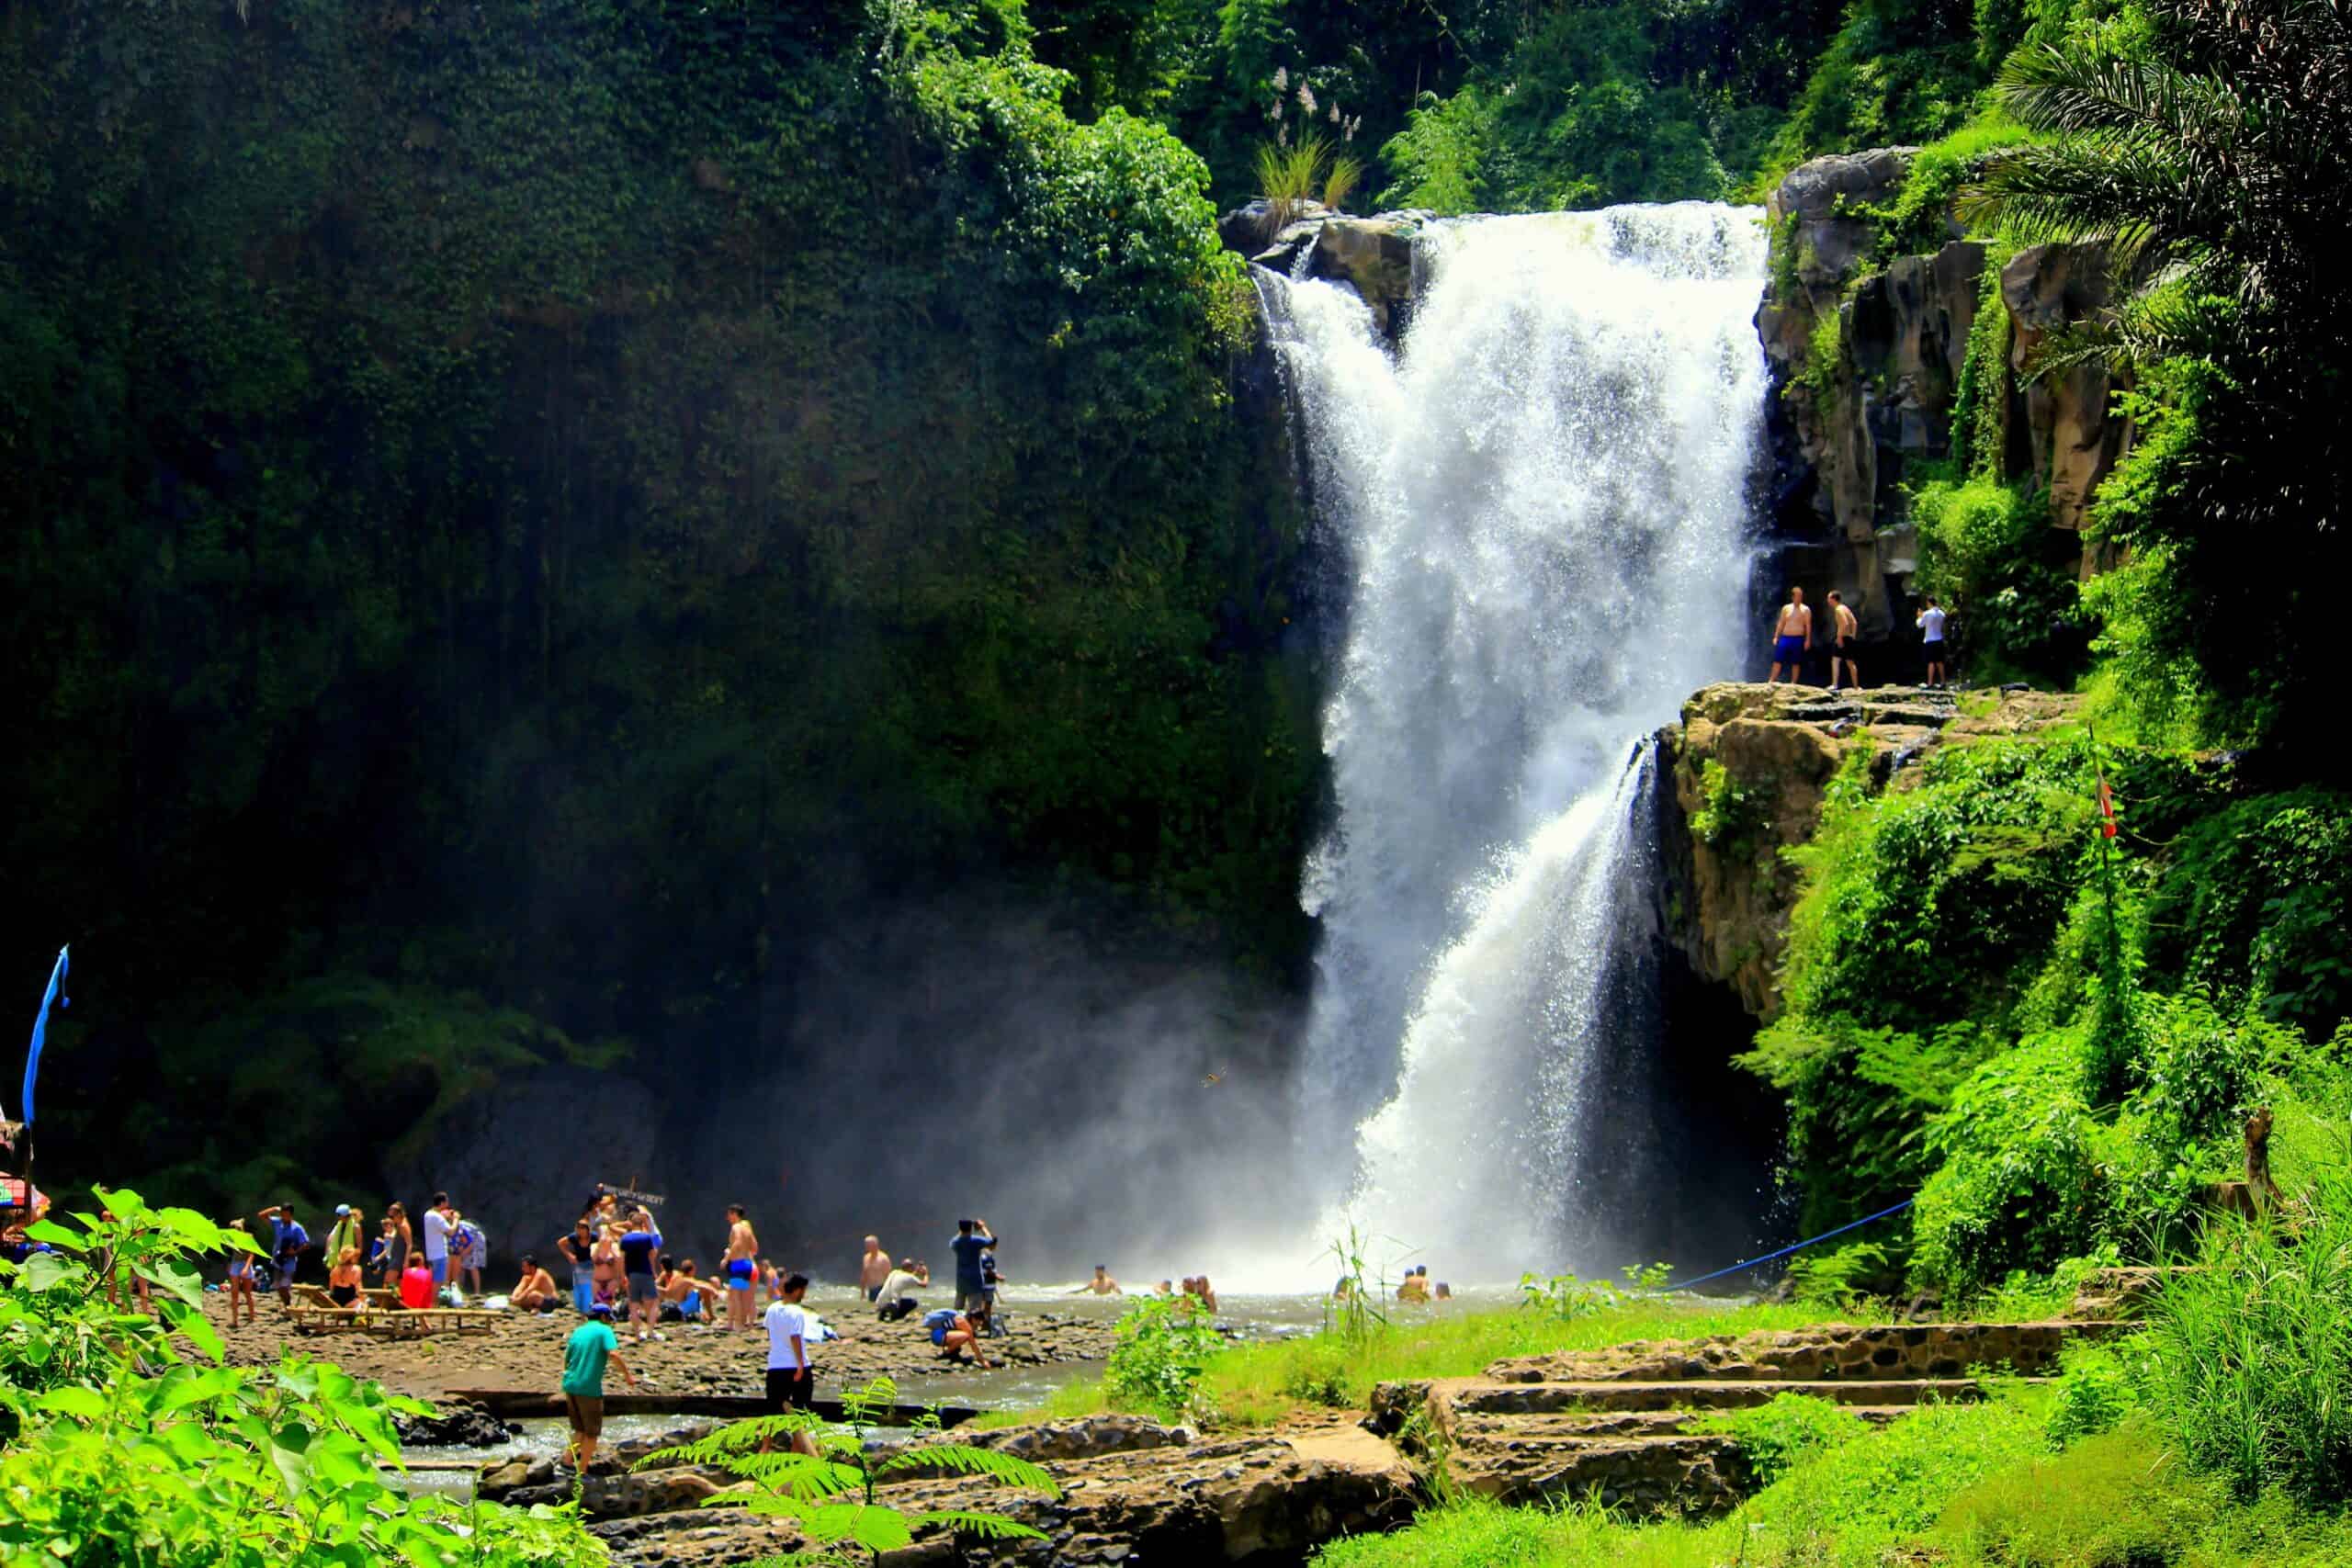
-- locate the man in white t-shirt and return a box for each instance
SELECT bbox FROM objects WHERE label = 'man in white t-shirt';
[762,1273,819,1456]
[1917,596,1950,688]
[876,1259,929,1321]
[422,1191,454,1288]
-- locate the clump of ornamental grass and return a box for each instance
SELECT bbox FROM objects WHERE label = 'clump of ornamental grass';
[2146,1156,2352,1505]
[1255,137,1328,236]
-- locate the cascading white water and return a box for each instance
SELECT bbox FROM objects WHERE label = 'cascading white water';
[1261,205,1770,1278]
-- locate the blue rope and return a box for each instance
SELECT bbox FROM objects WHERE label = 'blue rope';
[1667,1199,1915,1292]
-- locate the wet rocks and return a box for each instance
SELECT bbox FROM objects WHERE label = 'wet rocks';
[575,1420,1419,1566]
[1218,204,1433,341]
[397,1401,517,1447]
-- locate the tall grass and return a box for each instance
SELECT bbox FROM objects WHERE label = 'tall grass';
[972,1295,1883,1432]
[1317,1393,2048,1567]
[2147,1157,2352,1504]
[1319,155,1363,215]
[1254,137,1328,236]
[1208,1295,1883,1427]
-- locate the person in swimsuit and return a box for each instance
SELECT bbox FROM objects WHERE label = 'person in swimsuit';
[224,1219,259,1326]
[592,1224,624,1308]
[1826,591,1860,691]
[722,1204,760,1333]
[1075,1264,1122,1296]
[328,1247,364,1307]
[859,1235,891,1302]
[1769,587,1813,684]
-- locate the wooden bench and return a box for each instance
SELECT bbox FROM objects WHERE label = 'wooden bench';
[281,1286,497,1337]
[367,1307,499,1338]
[289,1284,401,1311]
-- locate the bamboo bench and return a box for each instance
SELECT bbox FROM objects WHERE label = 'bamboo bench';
[282,1286,498,1337]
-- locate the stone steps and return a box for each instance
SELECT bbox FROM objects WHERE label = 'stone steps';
[1444,1431,1750,1512]
[1373,1317,2124,1517]
[1444,1405,1915,1443]
[2071,1267,2193,1321]
[1483,1318,2136,1386]
[1444,1374,2014,1416]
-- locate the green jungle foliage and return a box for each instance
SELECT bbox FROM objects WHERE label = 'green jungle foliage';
[0,1190,605,1565]
[1967,0,2352,767]
[0,0,1319,1198]
[1102,1292,1228,1420]
[1743,716,2352,1293]
[1312,1208,2352,1566]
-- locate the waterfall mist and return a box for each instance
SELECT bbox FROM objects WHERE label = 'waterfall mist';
[1261,206,1771,1281]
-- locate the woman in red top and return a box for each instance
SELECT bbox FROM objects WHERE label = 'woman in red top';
[400,1258,435,1310]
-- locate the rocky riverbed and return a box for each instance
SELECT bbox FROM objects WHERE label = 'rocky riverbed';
[204,1289,1117,1406]
[478,1410,1421,1567]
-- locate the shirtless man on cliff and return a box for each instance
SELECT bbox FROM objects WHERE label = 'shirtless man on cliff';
[722,1204,759,1332]
[1826,591,1860,691]
[1769,587,1813,684]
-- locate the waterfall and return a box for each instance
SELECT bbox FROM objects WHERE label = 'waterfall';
[1261,205,1770,1279]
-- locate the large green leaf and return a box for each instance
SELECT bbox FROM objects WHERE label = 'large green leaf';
[20,1251,80,1292]
[166,1302,227,1366]
[141,1258,209,1311]
[37,1386,106,1419]
[22,1220,85,1251]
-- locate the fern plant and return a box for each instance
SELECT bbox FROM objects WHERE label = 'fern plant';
[639,1377,1058,1565]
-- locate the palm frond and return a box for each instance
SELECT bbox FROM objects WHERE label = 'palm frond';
[836,1375,898,1425]
[1996,42,2245,149]
[750,1501,913,1552]
[848,1507,917,1553]
[872,1442,1060,1495]
[910,1509,1053,1540]
[703,1450,867,1499]
[638,1414,819,1468]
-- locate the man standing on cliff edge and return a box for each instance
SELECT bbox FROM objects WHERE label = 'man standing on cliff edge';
[1769,586,1812,684]
[1826,591,1860,691]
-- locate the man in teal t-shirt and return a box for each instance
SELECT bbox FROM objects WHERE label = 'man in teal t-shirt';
[560,1314,637,1469]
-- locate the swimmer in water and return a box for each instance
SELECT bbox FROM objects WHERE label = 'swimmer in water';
[1075,1264,1122,1296]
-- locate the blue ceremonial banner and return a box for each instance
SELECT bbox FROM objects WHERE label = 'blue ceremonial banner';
[23,945,68,1128]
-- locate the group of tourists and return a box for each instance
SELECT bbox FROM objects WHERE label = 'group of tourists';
[561,1214,1026,1472]
[1767,587,1952,691]
[225,1193,487,1322]
[543,1191,774,1339]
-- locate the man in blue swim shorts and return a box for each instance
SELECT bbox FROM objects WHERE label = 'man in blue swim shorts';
[722,1203,759,1334]
[1768,585,1813,684]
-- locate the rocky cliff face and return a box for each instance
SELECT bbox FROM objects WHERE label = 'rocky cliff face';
[1219,201,1429,340]
[1758,152,2132,654]
[1658,682,2084,1018]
